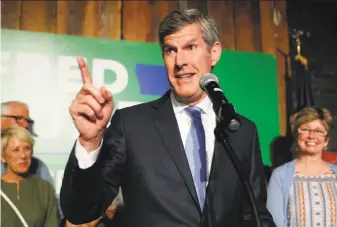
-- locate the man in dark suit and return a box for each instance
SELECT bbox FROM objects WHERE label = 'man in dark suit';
[60,9,275,227]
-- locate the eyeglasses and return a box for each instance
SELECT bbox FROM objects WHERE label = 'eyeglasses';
[1,115,34,125]
[298,127,327,137]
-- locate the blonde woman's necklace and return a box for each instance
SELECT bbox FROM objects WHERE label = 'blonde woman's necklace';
[16,180,20,200]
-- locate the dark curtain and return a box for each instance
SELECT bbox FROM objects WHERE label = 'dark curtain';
[294,61,315,112]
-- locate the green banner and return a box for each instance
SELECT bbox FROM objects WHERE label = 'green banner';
[1,29,279,195]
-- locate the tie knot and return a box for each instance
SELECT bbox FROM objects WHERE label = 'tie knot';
[185,106,202,119]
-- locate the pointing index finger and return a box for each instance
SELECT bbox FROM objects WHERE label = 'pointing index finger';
[77,56,92,85]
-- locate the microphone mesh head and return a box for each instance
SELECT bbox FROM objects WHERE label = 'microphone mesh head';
[200,73,218,91]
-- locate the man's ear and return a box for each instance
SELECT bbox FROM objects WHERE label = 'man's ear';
[211,41,222,66]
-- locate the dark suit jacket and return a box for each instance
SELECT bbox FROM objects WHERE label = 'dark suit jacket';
[60,91,275,227]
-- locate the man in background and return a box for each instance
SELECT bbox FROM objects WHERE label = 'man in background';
[1,101,54,184]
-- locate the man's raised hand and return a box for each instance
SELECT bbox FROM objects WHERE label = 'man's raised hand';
[69,56,114,151]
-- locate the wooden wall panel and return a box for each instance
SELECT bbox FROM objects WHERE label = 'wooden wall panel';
[56,1,121,39]
[80,1,122,39]
[234,0,261,52]
[56,1,86,36]
[208,1,235,50]
[97,1,122,39]
[122,1,154,42]
[275,0,290,136]
[20,0,57,33]
[1,1,22,30]
[178,0,208,14]
[259,0,289,135]
[122,1,178,42]
[260,1,276,55]
[82,1,99,37]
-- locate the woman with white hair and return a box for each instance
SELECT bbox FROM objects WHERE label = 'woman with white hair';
[1,126,58,227]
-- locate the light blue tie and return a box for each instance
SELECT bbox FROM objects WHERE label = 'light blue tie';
[185,106,207,209]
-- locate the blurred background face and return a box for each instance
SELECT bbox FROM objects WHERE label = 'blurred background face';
[1,103,30,130]
[162,23,221,104]
[1,138,33,175]
[297,119,329,155]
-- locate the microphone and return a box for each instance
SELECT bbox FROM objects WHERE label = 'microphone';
[200,73,240,131]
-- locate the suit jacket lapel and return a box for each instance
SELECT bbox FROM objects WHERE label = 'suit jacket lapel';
[203,128,232,225]
[207,127,231,201]
[150,91,201,211]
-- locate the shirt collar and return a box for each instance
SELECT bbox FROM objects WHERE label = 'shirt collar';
[170,92,213,115]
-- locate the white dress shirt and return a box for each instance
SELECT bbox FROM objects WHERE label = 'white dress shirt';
[75,93,216,181]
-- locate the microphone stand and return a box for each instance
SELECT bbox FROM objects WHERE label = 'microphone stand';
[214,103,262,227]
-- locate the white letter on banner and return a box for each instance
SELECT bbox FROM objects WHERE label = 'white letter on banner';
[15,52,52,91]
[57,56,87,93]
[1,52,10,75]
[92,59,128,94]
